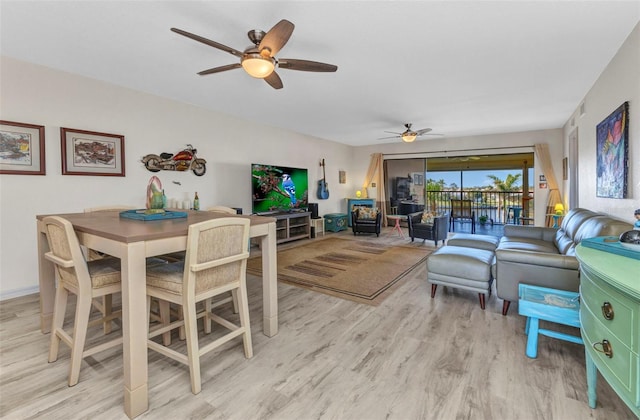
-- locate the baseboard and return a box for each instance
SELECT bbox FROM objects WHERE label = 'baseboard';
[0,286,39,301]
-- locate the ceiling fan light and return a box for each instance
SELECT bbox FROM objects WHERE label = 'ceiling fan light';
[402,133,417,143]
[241,53,275,78]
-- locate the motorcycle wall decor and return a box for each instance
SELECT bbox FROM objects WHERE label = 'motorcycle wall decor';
[142,144,206,176]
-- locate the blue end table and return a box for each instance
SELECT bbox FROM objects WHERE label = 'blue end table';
[518,284,583,358]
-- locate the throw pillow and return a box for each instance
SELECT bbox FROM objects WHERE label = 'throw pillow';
[356,206,378,220]
[421,212,434,224]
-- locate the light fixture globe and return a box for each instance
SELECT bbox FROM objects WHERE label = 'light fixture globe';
[401,133,417,143]
[241,53,275,78]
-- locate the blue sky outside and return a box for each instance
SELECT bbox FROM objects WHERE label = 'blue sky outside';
[426,168,534,189]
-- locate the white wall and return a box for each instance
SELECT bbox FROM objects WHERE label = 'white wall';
[0,57,353,299]
[563,22,640,221]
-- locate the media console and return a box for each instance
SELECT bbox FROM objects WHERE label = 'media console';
[272,211,311,244]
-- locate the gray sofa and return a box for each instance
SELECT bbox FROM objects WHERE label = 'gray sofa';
[494,208,632,315]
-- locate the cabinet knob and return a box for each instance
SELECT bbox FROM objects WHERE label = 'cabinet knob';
[601,302,614,320]
[593,340,613,358]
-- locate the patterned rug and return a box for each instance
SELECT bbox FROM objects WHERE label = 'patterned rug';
[247,237,432,305]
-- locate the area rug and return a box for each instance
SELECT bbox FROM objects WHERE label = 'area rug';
[247,238,431,305]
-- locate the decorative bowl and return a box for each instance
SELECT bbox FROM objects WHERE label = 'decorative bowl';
[619,230,640,252]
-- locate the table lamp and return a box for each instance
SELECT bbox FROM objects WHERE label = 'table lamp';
[554,203,565,215]
[356,190,362,198]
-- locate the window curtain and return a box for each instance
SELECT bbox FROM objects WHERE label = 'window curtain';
[362,153,387,226]
[534,144,562,227]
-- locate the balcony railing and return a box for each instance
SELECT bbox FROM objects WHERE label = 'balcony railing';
[417,190,533,224]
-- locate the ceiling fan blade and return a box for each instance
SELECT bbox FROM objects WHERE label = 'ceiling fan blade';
[264,71,283,89]
[415,128,433,135]
[259,19,294,57]
[171,27,243,58]
[197,63,242,76]
[378,135,401,140]
[419,133,444,136]
[278,59,338,72]
[383,131,402,135]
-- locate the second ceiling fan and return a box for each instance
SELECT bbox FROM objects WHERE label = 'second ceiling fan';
[171,19,338,89]
[380,123,443,143]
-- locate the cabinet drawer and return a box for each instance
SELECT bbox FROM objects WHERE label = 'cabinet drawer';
[581,304,638,401]
[580,268,638,352]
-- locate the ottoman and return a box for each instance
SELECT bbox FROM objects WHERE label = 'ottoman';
[447,233,500,251]
[427,245,495,309]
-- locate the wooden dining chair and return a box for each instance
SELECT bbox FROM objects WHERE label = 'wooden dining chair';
[43,216,124,386]
[146,217,253,394]
[205,205,238,214]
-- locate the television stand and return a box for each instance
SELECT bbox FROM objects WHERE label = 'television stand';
[273,211,311,244]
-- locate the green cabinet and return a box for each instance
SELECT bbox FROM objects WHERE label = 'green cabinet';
[576,244,640,417]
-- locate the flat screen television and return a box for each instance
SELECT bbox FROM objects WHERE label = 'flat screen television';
[251,163,309,214]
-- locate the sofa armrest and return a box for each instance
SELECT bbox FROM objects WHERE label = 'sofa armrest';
[496,249,579,270]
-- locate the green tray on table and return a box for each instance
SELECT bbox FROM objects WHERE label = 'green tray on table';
[119,209,188,221]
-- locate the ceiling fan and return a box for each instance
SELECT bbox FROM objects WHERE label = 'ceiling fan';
[171,19,338,89]
[379,123,443,143]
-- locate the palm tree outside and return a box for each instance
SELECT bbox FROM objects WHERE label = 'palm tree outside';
[487,173,522,223]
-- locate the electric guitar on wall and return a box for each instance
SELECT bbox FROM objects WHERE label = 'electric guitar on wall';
[317,159,329,199]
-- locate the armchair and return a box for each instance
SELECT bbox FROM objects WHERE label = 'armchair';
[351,207,382,237]
[407,212,449,246]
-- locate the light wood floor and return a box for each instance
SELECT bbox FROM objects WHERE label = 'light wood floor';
[1,229,635,420]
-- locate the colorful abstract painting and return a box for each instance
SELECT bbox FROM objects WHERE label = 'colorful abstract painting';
[596,102,628,199]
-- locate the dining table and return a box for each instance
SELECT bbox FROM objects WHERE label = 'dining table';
[36,210,278,419]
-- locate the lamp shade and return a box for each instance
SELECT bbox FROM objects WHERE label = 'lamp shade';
[356,190,362,198]
[241,54,275,78]
[554,203,565,215]
[402,133,417,143]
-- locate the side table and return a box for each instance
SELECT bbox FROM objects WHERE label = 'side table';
[518,283,583,358]
[387,214,407,238]
[310,217,325,237]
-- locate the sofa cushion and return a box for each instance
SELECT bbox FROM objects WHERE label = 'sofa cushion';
[498,237,559,254]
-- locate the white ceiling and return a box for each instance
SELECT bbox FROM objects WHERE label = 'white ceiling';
[1,1,639,146]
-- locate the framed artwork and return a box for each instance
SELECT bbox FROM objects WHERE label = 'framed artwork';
[562,157,568,181]
[339,170,346,184]
[0,120,46,175]
[539,175,546,182]
[412,173,423,185]
[539,182,547,189]
[596,102,628,198]
[61,127,125,176]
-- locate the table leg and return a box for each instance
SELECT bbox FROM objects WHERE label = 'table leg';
[392,218,404,237]
[121,242,149,418]
[37,221,55,333]
[260,222,278,337]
